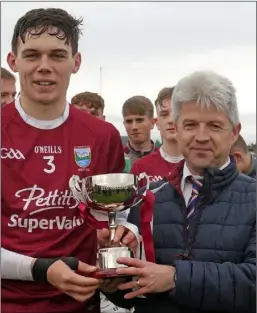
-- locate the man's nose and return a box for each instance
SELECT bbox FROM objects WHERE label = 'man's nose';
[37,55,52,73]
[195,125,210,142]
[167,114,173,125]
[131,121,138,130]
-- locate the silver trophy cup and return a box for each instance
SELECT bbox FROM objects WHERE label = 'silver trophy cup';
[69,173,149,278]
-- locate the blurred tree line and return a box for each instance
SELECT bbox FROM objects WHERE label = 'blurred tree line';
[248,143,256,154]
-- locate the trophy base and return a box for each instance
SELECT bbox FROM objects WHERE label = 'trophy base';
[92,246,133,279]
[90,268,126,279]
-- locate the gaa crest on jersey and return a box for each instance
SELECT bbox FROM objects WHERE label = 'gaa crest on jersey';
[74,146,91,168]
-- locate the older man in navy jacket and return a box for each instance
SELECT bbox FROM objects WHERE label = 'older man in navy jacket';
[104,71,256,313]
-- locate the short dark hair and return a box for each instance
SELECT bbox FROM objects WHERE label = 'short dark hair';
[155,87,175,107]
[122,96,154,118]
[11,8,83,55]
[231,135,248,154]
[1,67,16,81]
[71,91,105,111]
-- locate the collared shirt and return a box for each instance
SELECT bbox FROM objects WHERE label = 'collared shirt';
[181,158,231,206]
[124,140,156,167]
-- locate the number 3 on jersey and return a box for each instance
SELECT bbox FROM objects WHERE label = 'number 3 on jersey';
[43,155,56,174]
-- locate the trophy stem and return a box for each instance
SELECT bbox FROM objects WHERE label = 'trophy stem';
[108,210,117,247]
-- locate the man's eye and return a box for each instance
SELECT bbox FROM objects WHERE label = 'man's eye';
[211,124,221,130]
[184,123,195,128]
[53,54,65,59]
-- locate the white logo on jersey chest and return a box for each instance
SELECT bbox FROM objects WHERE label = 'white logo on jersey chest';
[7,185,83,232]
[1,148,25,160]
[15,185,78,213]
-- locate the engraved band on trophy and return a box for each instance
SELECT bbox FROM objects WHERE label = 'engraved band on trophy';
[69,173,150,278]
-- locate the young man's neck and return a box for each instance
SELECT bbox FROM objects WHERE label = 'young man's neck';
[129,140,153,152]
[19,94,67,120]
[162,139,181,157]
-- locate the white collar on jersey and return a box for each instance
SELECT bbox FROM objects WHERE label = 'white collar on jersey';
[15,97,70,130]
[159,145,184,163]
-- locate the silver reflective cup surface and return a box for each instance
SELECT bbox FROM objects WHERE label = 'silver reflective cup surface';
[86,173,137,211]
[69,173,140,276]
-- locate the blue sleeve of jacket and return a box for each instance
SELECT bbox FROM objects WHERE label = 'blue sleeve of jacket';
[173,224,256,313]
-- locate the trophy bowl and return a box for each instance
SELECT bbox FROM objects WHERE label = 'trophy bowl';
[70,173,142,278]
[84,173,137,210]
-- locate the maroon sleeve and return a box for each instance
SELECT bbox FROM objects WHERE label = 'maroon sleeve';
[107,127,125,173]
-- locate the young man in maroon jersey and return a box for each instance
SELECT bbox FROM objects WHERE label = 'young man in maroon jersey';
[131,87,183,184]
[1,8,138,313]
[122,96,156,171]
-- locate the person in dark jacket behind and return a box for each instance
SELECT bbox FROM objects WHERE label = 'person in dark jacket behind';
[104,71,256,313]
[230,134,256,178]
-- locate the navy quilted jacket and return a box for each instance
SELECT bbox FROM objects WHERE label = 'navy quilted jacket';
[107,159,256,313]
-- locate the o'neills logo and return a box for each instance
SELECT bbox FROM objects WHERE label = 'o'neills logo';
[8,185,84,233]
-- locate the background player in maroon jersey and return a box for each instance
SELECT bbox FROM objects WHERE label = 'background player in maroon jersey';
[71,91,106,120]
[122,96,156,167]
[131,87,183,185]
[1,67,17,107]
[2,8,138,313]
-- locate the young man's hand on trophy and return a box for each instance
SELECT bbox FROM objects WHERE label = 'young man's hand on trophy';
[97,226,141,251]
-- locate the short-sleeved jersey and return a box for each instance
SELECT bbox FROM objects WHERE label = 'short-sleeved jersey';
[130,148,183,188]
[1,100,125,313]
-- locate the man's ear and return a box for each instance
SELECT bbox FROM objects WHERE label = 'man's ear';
[7,52,18,73]
[233,151,243,162]
[155,118,160,131]
[72,52,81,74]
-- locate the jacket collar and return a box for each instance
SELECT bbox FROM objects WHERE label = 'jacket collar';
[167,155,238,196]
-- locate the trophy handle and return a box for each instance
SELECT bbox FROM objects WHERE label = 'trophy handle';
[130,178,168,210]
[128,173,150,209]
[69,175,86,204]
[137,172,150,196]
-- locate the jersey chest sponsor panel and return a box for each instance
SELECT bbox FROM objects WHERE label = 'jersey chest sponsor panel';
[1,114,109,255]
